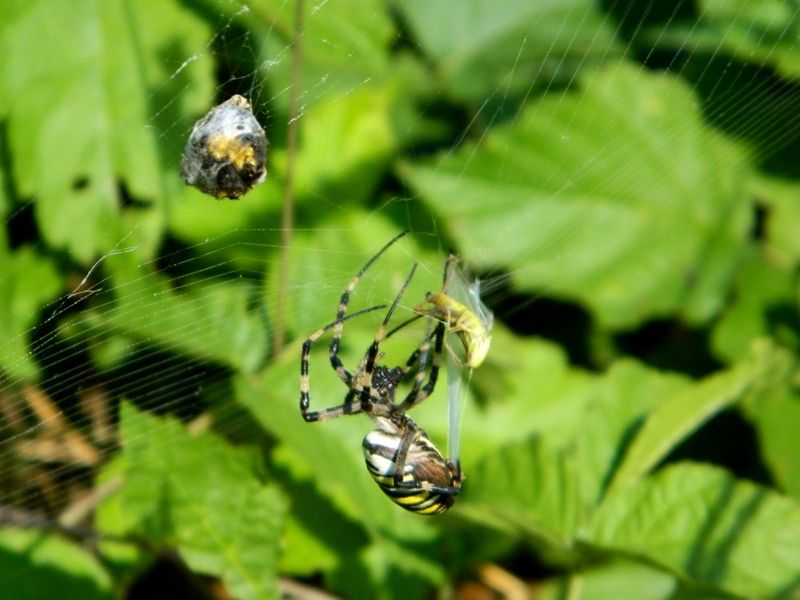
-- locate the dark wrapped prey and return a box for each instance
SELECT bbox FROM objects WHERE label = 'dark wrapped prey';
[180,95,267,199]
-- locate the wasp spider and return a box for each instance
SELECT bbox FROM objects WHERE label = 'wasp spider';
[300,231,462,515]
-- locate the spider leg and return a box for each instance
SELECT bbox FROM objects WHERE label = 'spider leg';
[409,481,462,496]
[391,423,462,494]
[393,420,416,487]
[383,314,424,340]
[379,313,434,398]
[302,389,365,422]
[396,320,445,413]
[301,305,386,421]
[358,262,418,410]
[329,230,410,387]
[355,315,439,412]
[442,251,459,292]
[394,318,435,402]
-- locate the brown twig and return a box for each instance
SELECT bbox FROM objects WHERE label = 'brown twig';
[0,503,159,553]
[58,476,123,528]
[19,385,101,467]
[478,563,530,600]
[273,0,305,354]
[279,578,343,600]
[78,385,114,446]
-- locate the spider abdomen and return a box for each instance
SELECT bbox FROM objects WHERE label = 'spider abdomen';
[363,429,460,515]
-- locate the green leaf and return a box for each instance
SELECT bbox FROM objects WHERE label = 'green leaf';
[401,62,753,329]
[264,211,443,341]
[351,537,444,600]
[537,559,678,600]
[575,360,691,505]
[64,249,268,373]
[649,0,800,81]
[606,341,790,496]
[237,343,441,541]
[0,238,62,381]
[742,383,800,500]
[169,178,282,244]
[0,528,113,600]
[97,403,286,600]
[453,349,688,546]
[395,0,619,102]
[748,174,800,267]
[276,447,365,576]
[459,436,583,548]
[205,0,395,112]
[238,344,446,596]
[590,462,800,599]
[0,160,8,217]
[284,87,398,206]
[411,328,595,467]
[0,0,213,262]
[711,250,799,363]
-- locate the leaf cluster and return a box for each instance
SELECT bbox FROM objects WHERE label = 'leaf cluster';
[3,0,800,599]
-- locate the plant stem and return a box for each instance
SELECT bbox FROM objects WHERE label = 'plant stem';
[273,0,304,355]
[564,572,583,600]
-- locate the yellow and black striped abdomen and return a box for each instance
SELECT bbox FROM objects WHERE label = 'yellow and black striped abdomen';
[362,429,460,515]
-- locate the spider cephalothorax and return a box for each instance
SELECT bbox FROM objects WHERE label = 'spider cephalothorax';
[369,366,404,400]
[300,231,462,514]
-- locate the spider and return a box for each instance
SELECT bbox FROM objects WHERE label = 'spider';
[300,231,463,515]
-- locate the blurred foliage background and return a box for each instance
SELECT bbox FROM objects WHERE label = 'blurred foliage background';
[3,0,800,598]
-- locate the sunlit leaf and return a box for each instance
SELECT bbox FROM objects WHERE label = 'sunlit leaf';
[402,62,753,329]
[284,87,398,206]
[203,0,395,112]
[591,462,800,599]
[97,403,286,600]
[711,250,799,363]
[748,174,800,267]
[0,529,113,600]
[264,211,442,341]
[742,383,800,500]
[410,328,595,468]
[395,0,619,102]
[276,443,368,576]
[0,237,62,380]
[454,346,688,542]
[62,249,268,373]
[575,359,691,504]
[537,559,677,600]
[0,0,213,262]
[459,436,583,548]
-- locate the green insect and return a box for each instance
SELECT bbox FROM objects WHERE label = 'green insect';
[414,253,494,369]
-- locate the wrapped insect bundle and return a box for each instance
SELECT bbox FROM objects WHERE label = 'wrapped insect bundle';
[180,95,267,199]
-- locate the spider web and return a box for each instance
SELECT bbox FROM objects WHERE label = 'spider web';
[2,0,800,598]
